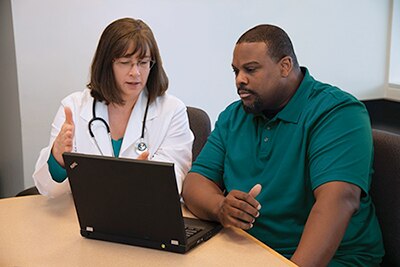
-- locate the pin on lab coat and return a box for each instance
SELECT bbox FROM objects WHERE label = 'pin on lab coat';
[33,89,194,198]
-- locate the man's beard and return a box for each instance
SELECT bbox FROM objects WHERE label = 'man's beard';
[238,85,263,114]
[242,93,263,114]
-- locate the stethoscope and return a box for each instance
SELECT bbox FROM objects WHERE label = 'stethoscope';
[88,98,150,156]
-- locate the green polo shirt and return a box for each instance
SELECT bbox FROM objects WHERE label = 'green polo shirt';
[191,68,384,266]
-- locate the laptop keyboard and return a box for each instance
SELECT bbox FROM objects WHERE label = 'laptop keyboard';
[185,226,202,238]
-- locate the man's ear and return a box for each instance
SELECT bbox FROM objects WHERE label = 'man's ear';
[279,56,293,77]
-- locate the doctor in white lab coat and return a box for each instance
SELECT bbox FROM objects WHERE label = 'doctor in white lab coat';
[33,18,193,198]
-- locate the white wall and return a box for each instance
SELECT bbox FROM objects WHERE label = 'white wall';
[10,0,391,188]
[387,0,400,99]
[389,0,399,85]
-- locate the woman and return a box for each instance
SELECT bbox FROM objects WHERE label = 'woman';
[33,18,193,198]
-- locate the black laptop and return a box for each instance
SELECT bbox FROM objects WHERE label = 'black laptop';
[62,152,222,254]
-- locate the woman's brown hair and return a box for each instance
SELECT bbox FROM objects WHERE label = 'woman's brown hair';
[88,18,168,105]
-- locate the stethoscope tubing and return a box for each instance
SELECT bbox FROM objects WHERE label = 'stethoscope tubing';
[88,98,150,156]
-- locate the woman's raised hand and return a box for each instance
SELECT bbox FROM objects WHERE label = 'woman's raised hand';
[52,107,74,167]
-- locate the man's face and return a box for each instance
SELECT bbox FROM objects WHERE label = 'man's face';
[232,42,285,113]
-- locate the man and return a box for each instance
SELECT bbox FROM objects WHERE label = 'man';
[182,24,384,266]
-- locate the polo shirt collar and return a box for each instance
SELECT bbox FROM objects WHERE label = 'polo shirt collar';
[275,67,315,124]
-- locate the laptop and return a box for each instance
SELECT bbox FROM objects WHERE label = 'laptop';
[62,152,222,254]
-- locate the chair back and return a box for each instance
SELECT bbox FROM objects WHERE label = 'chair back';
[370,129,400,266]
[15,186,39,197]
[186,106,211,162]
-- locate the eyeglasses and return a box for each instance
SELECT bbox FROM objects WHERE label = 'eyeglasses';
[114,58,156,72]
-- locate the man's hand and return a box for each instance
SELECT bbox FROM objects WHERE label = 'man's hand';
[52,107,74,167]
[217,184,262,230]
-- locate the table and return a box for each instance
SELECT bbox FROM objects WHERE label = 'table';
[0,195,297,266]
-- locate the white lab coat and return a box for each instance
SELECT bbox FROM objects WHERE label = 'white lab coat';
[33,89,194,198]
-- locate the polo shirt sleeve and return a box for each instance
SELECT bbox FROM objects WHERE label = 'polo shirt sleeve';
[190,109,229,187]
[308,101,373,194]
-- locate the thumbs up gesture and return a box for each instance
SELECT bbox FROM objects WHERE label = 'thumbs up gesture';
[216,184,262,230]
[52,107,75,167]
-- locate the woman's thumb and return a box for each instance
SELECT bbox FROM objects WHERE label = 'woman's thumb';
[64,107,74,125]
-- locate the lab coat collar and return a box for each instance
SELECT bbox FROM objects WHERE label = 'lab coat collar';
[119,89,157,156]
[81,96,114,156]
[79,89,158,157]
[80,95,95,123]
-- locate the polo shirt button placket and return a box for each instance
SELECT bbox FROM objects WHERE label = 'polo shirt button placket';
[264,124,272,142]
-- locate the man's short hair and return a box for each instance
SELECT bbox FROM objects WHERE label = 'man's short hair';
[237,24,299,68]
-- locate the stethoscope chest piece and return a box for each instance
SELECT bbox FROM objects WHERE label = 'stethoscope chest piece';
[135,138,148,154]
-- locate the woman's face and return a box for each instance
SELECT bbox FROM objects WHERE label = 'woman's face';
[112,43,153,103]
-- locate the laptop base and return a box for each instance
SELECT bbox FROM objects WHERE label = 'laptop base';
[81,217,222,254]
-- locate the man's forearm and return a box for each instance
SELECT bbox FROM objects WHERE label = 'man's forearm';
[182,172,225,221]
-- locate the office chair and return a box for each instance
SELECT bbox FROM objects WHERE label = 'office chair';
[15,185,39,197]
[186,106,211,162]
[16,106,212,197]
[370,129,400,266]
